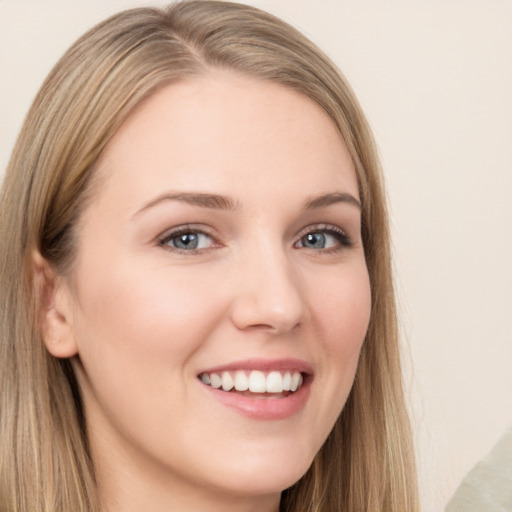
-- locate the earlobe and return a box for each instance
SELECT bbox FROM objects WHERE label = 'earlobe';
[31,250,79,358]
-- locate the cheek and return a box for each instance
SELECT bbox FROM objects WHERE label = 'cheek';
[74,260,224,363]
[68,258,233,439]
[69,259,230,448]
[313,262,372,357]
[307,262,371,432]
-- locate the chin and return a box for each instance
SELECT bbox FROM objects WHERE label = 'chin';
[203,446,315,498]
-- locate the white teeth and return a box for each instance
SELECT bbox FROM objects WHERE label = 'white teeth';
[248,370,266,392]
[221,371,234,391]
[290,372,302,392]
[210,373,222,389]
[200,369,304,394]
[282,372,291,391]
[234,371,249,391]
[266,371,283,393]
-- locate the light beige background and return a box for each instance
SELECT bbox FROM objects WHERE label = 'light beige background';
[1,1,511,510]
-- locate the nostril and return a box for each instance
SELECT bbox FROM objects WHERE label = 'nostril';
[230,296,307,334]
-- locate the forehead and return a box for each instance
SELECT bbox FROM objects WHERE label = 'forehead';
[93,72,358,210]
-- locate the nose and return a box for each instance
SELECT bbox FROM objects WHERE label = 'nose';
[229,246,309,334]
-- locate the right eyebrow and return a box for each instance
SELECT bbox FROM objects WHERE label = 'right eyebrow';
[131,192,241,219]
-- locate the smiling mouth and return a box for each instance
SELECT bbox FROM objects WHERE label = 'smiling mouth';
[198,370,304,396]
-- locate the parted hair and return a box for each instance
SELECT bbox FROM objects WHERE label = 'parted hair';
[0,2,418,511]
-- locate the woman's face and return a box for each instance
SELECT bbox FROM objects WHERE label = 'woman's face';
[54,73,371,508]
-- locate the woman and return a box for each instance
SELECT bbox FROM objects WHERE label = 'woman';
[0,2,418,511]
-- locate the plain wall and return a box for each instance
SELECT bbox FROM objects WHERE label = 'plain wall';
[1,1,511,510]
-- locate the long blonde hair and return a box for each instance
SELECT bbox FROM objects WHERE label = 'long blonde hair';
[0,2,418,510]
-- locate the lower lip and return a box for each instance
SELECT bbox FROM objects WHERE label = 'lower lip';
[200,377,312,421]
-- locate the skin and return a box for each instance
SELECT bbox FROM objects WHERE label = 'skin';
[41,72,372,512]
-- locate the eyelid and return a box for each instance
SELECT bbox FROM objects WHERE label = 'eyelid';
[155,222,354,254]
[157,224,221,253]
[295,223,353,250]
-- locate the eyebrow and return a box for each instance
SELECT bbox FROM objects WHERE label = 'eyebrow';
[133,190,361,219]
[302,192,361,210]
[133,192,241,218]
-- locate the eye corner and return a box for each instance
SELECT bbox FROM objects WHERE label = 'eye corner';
[295,224,354,252]
[157,225,221,254]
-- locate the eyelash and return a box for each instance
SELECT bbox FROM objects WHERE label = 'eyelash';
[157,225,217,254]
[295,224,353,252]
[157,224,353,254]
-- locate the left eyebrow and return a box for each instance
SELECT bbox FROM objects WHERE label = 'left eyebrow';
[302,192,362,211]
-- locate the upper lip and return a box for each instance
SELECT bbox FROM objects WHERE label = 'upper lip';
[197,358,313,376]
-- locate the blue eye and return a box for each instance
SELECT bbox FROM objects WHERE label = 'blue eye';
[300,232,328,249]
[296,227,352,251]
[160,229,213,251]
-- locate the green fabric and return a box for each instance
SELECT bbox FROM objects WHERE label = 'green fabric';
[446,427,512,512]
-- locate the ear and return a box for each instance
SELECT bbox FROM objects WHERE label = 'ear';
[31,250,79,358]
